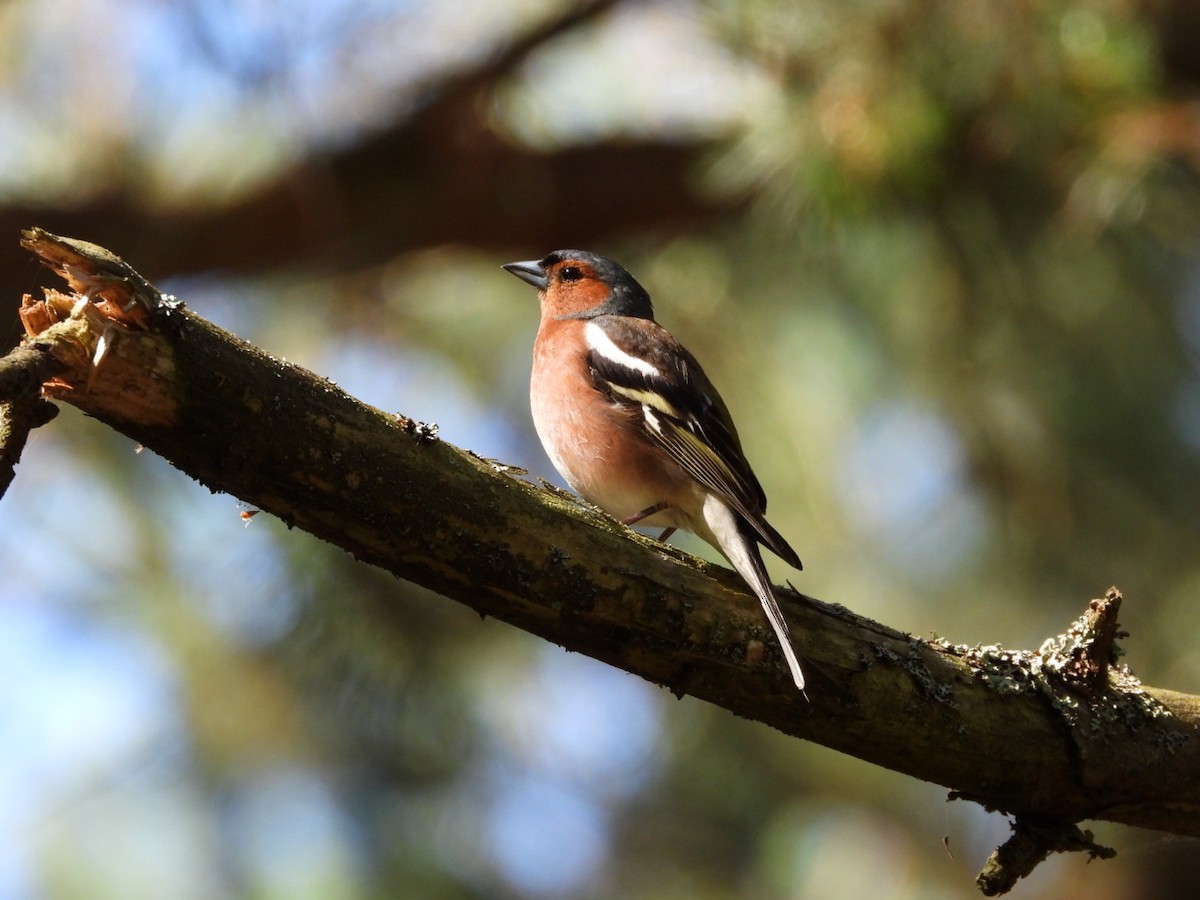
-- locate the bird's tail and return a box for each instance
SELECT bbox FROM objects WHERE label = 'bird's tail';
[750,514,803,571]
[700,497,805,692]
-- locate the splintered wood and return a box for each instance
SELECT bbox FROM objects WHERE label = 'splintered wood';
[18,228,180,427]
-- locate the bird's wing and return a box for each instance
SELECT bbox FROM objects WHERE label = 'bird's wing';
[584,316,800,569]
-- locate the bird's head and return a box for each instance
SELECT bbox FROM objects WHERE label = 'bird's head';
[503,250,654,321]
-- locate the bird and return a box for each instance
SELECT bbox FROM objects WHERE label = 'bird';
[503,250,806,691]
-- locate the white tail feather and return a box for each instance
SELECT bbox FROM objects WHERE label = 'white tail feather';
[700,496,805,691]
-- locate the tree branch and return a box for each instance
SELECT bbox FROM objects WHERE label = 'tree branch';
[8,230,1200,894]
[976,819,1117,896]
[0,340,62,498]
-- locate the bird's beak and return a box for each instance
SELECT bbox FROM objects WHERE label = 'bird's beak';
[502,259,548,290]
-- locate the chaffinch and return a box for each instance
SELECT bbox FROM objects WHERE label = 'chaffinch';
[503,250,806,691]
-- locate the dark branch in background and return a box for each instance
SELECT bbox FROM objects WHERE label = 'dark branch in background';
[6,0,1200,298]
[0,0,732,308]
[6,230,1200,895]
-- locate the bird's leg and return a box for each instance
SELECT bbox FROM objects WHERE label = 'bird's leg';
[620,502,667,526]
[619,503,677,542]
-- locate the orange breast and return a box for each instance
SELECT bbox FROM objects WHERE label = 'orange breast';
[530,319,699,530]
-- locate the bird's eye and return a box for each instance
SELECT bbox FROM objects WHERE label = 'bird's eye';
[560,266,583,282]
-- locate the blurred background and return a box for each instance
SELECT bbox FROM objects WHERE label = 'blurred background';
[2,0,1200,897]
